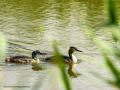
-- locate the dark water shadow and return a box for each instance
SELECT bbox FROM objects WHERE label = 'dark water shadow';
[33,59,82,78]
[4,58,82,78]
[67,63,82,78]
[31,63,46,71]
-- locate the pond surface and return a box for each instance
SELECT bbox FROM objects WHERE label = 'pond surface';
[0,0,119,90]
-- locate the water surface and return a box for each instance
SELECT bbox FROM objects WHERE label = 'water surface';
[0,0,119,90]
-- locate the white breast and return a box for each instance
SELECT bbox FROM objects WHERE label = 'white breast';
[71,54,77,63]
[37,59,40,62]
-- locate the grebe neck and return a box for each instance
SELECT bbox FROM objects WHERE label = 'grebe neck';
[69,54,77,63]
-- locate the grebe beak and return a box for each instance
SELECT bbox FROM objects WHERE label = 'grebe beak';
[76,49,83,52]
[74,48,83,52]
[40,52,48,55]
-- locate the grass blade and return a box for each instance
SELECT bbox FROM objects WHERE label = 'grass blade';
[52,40,71,90]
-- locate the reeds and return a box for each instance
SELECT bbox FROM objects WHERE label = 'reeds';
[85,0,120,88]
[0,32,7,60]
[52,40,71,90]
[0,32,7,90]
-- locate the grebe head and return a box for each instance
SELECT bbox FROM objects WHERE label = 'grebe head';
[32,50,47,59]
[68,47,83,63]
[69,46,83,54]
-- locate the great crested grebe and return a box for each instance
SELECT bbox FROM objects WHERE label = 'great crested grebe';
[44,46,83,63]
[5,50,47,63]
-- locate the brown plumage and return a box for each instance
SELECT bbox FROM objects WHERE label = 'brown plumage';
[44,46,83,63]
[5,50,47,63]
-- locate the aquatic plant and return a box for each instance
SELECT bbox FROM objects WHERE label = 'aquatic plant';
[85,0,120,88]
[52,40,71,90]
[0,32,7,90]
[0,32,7,60]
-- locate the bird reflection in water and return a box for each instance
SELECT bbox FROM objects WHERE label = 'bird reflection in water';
[68,63,81,78]
[32,63,46,71]
[32,63,81,78]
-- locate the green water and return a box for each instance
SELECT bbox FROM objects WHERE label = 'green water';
[0,0,119,90]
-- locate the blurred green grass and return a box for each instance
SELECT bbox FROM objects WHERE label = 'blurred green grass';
[0,32,7,90]
[85,0,120,88]
[52,40,71,90]
[0,32,7,60]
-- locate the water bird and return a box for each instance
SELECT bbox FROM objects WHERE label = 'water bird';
[45,46,83,63]
[5,50,47,63]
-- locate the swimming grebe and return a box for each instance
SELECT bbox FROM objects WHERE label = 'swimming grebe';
[5,50,47,63]
[45,46,83,63]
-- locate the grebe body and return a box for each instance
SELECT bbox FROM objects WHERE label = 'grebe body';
[5,50,47,63]
[45,47,83,63]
